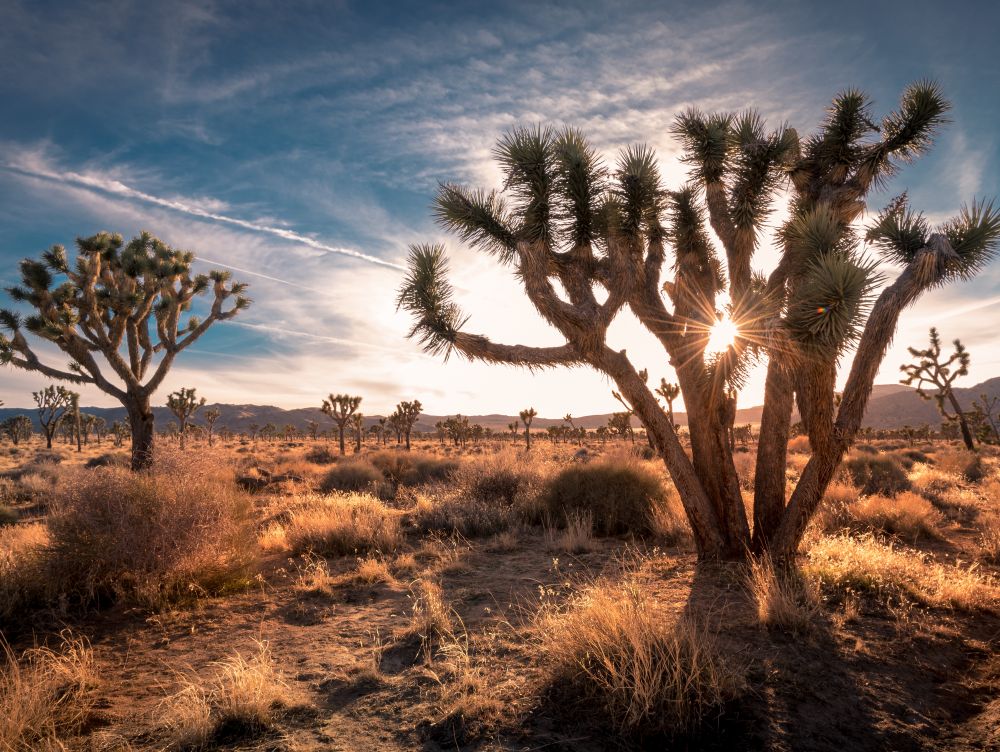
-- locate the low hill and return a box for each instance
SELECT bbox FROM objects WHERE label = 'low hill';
[1,377,997,434]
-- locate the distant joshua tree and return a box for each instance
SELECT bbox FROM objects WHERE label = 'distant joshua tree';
[351,413,365,453]
[1,415,32,445]
[322,393,361,455]
[33,384,77,449]
[395,400,422,450]
[166,387,206,450]
[901,328,975,450]
[305,419,319,441]
[655,379,681,426]
[203,408,221,446]
[971,393,1000,444]
[397,83,999,559]
[0,233,249,470]
[519,407,536,450]
[507,421,519,442]
[111,420,129,447]
[93,416,107,445]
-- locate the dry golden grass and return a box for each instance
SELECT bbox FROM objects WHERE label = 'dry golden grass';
[160,639,290,749]
[537,580,743,735]
[746,554,818,634]
[355,555,393,584]
[285,492,401,556]
[732,451,755,490]
[544,510,596,553]
[805,533,999,611]
[935,449,986,482]
[849,491,942,541]
[43,452,257,610]
[787,435,811,454]
[0,633,98,752]
[408,579,455,648]
[978,513,1000,565]
[0,522,49,621]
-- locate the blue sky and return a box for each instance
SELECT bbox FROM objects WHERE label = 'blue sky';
[1,0,998,415]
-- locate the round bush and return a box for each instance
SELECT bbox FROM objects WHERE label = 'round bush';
[542,458,667,535]
[368,452,458,485]
[319,462,382,493]
[305,446,338,465]
[843,454,911,496]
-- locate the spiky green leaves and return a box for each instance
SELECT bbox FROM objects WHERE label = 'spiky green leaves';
[671,110,732,183]
[435,184,517,263]
[941,199,1000,279]
[396,244,468,358]
[553,128,607,247]
[866,194,929,265]
[866,80,950,181]
[494,125,555,245]
[786,253,881,357]
[615,145,661,238]
[868,196,1000,281]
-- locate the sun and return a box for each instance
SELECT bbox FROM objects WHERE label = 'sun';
[705,315,739,355]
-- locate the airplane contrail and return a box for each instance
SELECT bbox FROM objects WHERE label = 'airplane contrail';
[4,161,405,271]
[231,321,423,357]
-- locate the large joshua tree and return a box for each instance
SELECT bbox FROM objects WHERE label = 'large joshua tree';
[0,232,250,469]
[322,393,361,455]
[900,327,975,450]
[398,82,1000,560]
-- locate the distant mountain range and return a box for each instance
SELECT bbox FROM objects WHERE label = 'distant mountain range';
[2,377,998,434]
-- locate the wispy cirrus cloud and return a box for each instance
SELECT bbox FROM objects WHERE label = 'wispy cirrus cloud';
[2,148,403,270]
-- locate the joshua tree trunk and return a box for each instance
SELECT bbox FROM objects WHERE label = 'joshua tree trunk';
[126,394,155,471]
[950,392,976,450]
[338,425,346,455]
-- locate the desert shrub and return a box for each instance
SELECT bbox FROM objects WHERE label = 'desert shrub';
[804,533,998,610]
[649,485,691,545]
[304,446,338,465]
[787,435,811,454]
[848,491,941,540]
[854,443,879,455]
[842,453,911,496]
[0,633,97,752]
[544,511,596,554]
[369,451,458,486]
[541,455,668,535]
[897,449,931,467]
[453,451,536,505]
[84,452,129,469]
[318,461,382,494]
[412,492,517,538]
[731,451,755,491]
[909,463,958,502]
[13,472,55,503]
[538,580,743,736]
[0,522,48,622]
[160,640,289,749]
[0,504,16,526]
[45,453,257,609]
[285,493,400,555]
[978,513,1000,565]
[936,449,987,483]
[813,481,859,532]
[746,555,818,634]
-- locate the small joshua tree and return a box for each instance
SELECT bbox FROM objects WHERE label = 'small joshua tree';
[93,416,107,445]
[398,82,999,559]
[351,413,365,453]
[166,387,205,450]
[655,379,681,426]
[1,415,32,445]
[0,232,249,469]
[395,400,423,450]
[519,407,536,450]
[507,421,519,442]
[203,407,221,446]
[111,420,129,447]
[34,384,76,449]
[900,328,975,449]
[305,419,319,441]
[971,393,1000,444]
[322,393,361,455]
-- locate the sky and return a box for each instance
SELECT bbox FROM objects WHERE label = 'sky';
[0,0,998,416]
